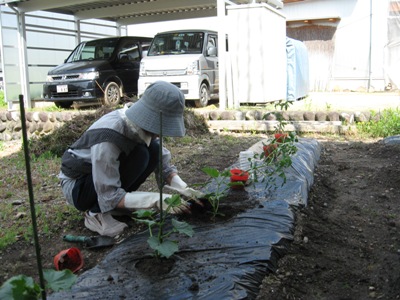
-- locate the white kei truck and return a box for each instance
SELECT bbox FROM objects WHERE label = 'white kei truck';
[138,30,219,108]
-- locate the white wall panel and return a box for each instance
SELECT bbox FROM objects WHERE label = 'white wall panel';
[227,4,287,103]
[283,0,389,92]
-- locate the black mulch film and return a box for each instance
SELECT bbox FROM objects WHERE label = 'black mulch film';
[49,138,321,300]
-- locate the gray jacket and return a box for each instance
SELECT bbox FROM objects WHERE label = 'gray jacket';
[59,107,177,212]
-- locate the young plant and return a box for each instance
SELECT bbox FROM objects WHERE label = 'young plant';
[133,194,194,259]
[252,132,298,189]
[271,98,295,133]
[200,167,233,219]
[247,98,299,189]
[198,99,299,217]
[274,98,293,111]
[0,269,77,299]
[136,112,194,260]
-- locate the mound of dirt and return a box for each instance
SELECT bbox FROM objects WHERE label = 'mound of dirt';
[257,138,400,300]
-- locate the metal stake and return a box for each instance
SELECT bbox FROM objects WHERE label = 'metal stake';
[19,94,46,300]
[158,110,163,228]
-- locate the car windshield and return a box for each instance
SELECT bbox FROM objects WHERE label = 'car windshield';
[66,38,119,62]
[147,32,204,56]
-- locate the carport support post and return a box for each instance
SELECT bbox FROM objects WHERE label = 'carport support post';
[218,0,227,110]
[74,19,81,45]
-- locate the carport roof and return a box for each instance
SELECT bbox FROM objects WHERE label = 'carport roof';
[0,0,286,25]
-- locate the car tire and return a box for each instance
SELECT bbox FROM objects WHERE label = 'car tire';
[55,101,73,109]
[195,83,210,108]
[103,82,121,106]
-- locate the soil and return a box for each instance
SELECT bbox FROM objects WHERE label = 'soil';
[1,133,400,299]
[257,138,400,300]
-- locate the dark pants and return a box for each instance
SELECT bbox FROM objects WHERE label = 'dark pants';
[72,141,159,213]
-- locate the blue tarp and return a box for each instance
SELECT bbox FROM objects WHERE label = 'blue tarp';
[286,37,310,101]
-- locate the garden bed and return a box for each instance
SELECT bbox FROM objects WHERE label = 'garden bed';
[49,139,321,299]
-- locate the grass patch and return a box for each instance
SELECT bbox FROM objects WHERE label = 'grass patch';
[0,198,82,250]
[0,91,6,109]
[356,108,400,138]
[0,142,72,249]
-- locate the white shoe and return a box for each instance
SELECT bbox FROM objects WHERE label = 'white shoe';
[84,212,128,237]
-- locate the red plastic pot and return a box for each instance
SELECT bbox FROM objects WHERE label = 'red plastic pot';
[230,169,249,190]
[274,133,288,143]
[54,247,84,273]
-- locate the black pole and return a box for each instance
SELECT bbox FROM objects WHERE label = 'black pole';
[158,111,163,221]
[18,95,47,300]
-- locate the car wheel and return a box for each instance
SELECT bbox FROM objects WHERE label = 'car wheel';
[195,83,210,108]
[103,82,121,106]
[55,101,73,109]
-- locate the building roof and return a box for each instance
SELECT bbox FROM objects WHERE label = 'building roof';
[0,0,286,26]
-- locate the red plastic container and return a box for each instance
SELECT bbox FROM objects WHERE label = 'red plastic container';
[54,247,84,273]
[230,169,249,190]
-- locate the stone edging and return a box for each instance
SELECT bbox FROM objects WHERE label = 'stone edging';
[0,110,90,141]
[199,109,375,133]
[0,109,375,141]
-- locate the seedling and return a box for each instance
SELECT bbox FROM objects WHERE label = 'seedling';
[254,131,298,189]
[199,99,299,217]
[249,99,299,189]
[134,111,194,259]
[200,167,245,219]
[133,194,194,259]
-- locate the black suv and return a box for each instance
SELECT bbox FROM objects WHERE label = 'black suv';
[43,36,152,108]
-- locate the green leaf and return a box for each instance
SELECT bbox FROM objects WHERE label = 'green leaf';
[134,218,157,227]
[171,219,194,237]
[157,240,179,258]
[147,236,161,250]
[147,237,179,258]
[220,169,232,177]
[133,209,155,219]
[228,181,244,187]
[164,194,182,207]
[43,269,77,292]
[201,167,220,178]
[0,275,41,300]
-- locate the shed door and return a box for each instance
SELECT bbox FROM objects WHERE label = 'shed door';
[287,25,336,92]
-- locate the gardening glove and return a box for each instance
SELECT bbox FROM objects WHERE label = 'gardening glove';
[165,175,206,199]
[124,191,190,214]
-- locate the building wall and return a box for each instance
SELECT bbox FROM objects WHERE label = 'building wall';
[0,0,395,110]
[386,0,400,89]
[129,0,393,94]
[282,0,390,92]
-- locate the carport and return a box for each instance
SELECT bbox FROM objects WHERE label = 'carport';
[0,0,284,109]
